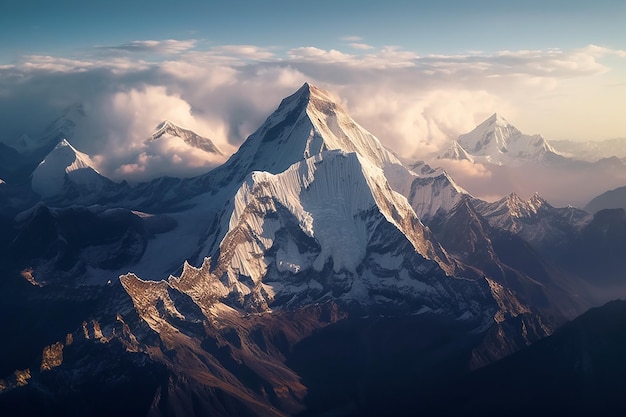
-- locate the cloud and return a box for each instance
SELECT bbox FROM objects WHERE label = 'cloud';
[101,39,197,55]
[206,45,275,61]
[0,41,623,202]
[349,43,374,51]
[340,36,363,42]
[84,86,235,182]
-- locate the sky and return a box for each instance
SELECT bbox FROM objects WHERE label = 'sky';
[1,0,625,199]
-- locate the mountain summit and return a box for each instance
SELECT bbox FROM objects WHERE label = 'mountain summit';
[440,113,559,166]
[209,82,404,187]
[146,120,222,155]
[31,139,113,199]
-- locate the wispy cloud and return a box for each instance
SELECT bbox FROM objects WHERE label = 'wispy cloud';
[340,36,363,42]
[349,43,374,50]
[101,39,197,54]
[206,45,276,60]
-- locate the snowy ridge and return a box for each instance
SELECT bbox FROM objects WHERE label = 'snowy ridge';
[31,139,109,198]
[483,192,546,221]
[442,113,559,166]
[147,120,223,155]
[406,167,469,223]
[476,192,552,234]
[475,192,592,240]
[219,150,453,279]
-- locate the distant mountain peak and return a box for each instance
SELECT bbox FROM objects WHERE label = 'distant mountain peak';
[494,191,551,219]
[31,139,109,199]
[459,114,521,154]
[48,138,97,171]
[440,113,559,166]
[147,120,222,155]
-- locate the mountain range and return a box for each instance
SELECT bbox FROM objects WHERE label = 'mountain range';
[0,83,625,416]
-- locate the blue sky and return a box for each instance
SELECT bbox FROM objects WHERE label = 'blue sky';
[1,0,625,189]
[3,1,625,59]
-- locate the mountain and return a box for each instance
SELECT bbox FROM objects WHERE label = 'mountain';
[472,193,626,306]
[138,83,500,318]
[31,139,116,201]
[147,120,223,155]
[0,202,174,286]
[0,83,538,416]
[440,113,561,166]
[403,162,469,223]
[140,84,464,223]
[435,116,626,208]
[169,149,494,316]
[555,208,626,288]
[585,185,626,213]
[426,193,593,322]
[475,192,591,247]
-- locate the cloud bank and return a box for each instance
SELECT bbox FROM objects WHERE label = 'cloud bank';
[0,41,624,202]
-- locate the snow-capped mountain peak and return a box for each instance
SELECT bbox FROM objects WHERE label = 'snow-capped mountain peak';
[458,113,522,155]
[147,120,222,155]
[31,139,109,198]
[39,138,98,173]
[210,82,403,188]
[183,83,469,242]
[441,113,559,166]
[485,192,549,219]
